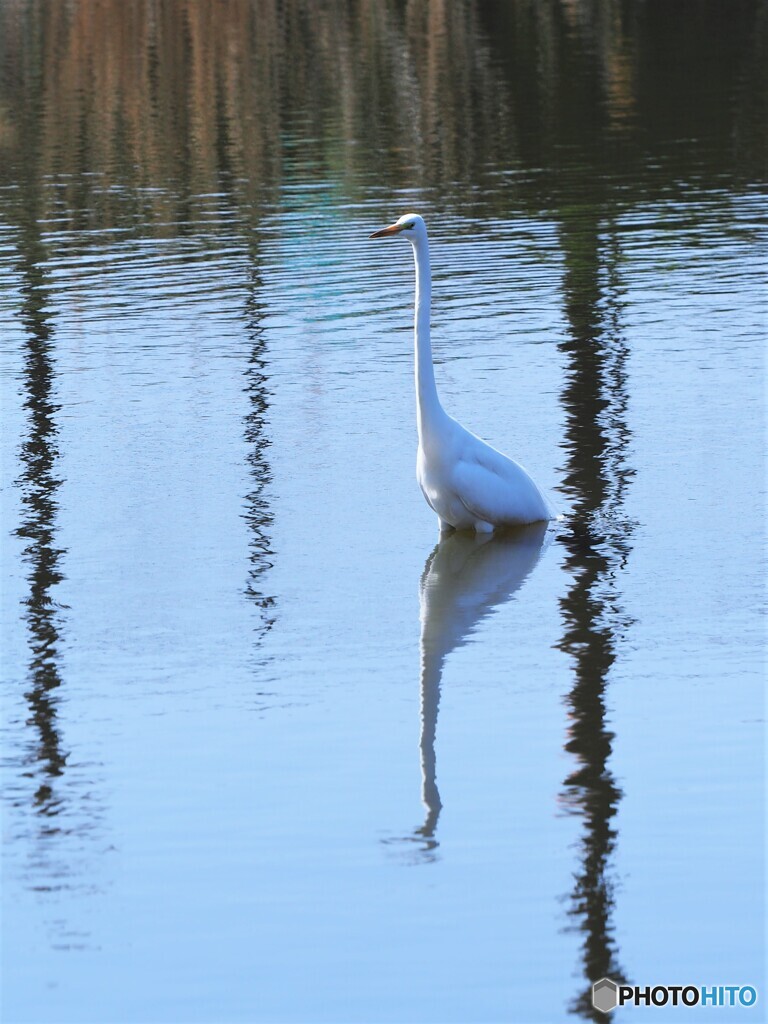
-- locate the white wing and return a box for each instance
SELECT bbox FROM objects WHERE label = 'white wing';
[451,434,553,526]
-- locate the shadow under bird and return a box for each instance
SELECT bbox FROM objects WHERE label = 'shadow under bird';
[370,213,554,534]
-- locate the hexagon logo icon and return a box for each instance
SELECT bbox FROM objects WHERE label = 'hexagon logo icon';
[592,978,619,1014]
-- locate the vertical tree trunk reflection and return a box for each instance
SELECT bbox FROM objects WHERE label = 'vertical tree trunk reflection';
[14,213,68,815]
[556,211,634,1018]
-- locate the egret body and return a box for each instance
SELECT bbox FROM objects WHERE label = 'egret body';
[370,213,554,533]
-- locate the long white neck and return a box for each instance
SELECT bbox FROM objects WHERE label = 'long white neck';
[411,231,445,443]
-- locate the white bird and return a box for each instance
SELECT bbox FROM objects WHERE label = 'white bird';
[370,213,554,534]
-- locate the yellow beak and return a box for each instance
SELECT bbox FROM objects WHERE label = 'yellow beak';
[369,222,403,239]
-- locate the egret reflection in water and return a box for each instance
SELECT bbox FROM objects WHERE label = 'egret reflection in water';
[389,524,550,862]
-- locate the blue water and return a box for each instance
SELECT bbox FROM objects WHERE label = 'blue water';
[1,3,765,1021]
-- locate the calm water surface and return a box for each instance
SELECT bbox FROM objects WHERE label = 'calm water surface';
[1,2,765,1022]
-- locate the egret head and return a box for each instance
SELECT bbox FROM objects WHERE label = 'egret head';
[369,213,426,242]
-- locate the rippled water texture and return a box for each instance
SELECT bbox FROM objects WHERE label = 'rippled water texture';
[1,2,765,1022]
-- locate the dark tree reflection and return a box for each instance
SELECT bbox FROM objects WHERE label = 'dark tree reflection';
[6,17,70,816]
[206,61,276,635]
[241,243,276,633]
[556,210,634,1018]
[14,210,68,816]
[6,19,108,907]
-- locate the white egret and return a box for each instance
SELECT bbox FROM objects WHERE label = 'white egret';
[370,213,554,533]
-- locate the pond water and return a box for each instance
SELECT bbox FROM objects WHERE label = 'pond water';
[1,2,765,1022]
